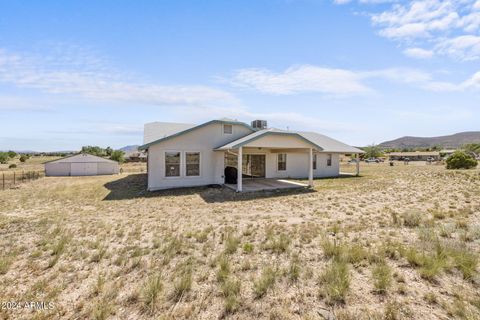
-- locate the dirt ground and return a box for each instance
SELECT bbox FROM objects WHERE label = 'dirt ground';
[0,163,479,319]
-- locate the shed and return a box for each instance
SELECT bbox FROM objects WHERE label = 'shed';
[45,154,119,176]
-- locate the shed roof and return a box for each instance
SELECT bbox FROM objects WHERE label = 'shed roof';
[215,128,364,154]
[45,153,118,164]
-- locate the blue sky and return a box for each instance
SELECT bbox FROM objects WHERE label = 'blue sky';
[1,0,479,151]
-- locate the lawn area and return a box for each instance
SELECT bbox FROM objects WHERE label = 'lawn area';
[0,164,479,319]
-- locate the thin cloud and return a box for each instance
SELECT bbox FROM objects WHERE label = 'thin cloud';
[230,65,371,95]
[403,47,434,58]
[0,47,237,108]
[339,0,480,61]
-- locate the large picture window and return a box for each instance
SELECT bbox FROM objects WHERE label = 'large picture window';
[165,152,181,177]
[278,153,287,171]
[313,154,317,170]
[327,154,332,167]
[186,152,200,176]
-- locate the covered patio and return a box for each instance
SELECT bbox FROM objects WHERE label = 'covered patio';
[215,129,361,192]
[224,178,308,192]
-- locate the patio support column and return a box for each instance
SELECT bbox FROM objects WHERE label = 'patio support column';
[356,153,360,176]
[308,148,314,187]
[237,147,243,192]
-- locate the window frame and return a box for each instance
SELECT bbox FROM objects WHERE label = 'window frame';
[313,153,317,170]
[327,154,332,167]
[223,124,233,135]
[164,150,182,178]
[277,153,287,171]
[185,151,201,177]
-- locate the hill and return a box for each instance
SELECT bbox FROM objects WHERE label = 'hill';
[379,131,480,149]
[119,145,139,152]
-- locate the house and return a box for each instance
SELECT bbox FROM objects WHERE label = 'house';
[124,151,147,162]
[45,153,119,176]
[139,119,364,192]
[386,151,441,161]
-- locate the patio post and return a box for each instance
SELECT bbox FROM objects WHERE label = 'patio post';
[356,153,360,176]
[308,148,314,187]
[237,146,243,192]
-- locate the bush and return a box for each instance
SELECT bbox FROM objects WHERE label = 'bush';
[7,151,16,158]
[372,263,392,294]
[19,155,28,162]
[0,152,8,164]
[253,266,276,298]
[446,151,478,169]
[319,259,350,305]
[109,150,125,164]
[8,164,17,169]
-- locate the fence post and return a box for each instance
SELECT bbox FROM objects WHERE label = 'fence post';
[2,173,4,190]
[13,172,15,185]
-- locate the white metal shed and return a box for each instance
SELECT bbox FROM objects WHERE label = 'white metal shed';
[45,154,119,176]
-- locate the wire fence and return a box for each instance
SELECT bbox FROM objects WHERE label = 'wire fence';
[1,170,45,190]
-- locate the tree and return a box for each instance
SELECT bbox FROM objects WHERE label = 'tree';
[8,151,16,158]
[110,150,125,163]
[446,151,478,169]
[363,144,383,159]
[463,143,480,156]
[105,147,113,157]
[81,146,106,156]
[0,152,9,164]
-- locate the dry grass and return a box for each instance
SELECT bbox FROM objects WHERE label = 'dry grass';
[0,163,479,319]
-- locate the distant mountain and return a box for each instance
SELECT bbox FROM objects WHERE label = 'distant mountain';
[379,131,480,149]
[119,145,139,152]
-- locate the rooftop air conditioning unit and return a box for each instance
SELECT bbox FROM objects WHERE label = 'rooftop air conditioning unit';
[251,120,267,130]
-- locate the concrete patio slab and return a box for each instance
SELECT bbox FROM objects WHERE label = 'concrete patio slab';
[225,178,308,192]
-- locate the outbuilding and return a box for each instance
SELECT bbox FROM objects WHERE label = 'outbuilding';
[45,153,119,176]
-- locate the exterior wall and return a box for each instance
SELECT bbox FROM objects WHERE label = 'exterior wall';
[264,151,339,179]
[45,162,119,176]
[147,123,253,190]
[45,162,71,176]
[97,163,120,175]
[224,148,340,180]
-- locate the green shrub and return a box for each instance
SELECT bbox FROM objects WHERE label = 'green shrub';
[8,164,16,169]
[319,260,350,305]
[216,255,230,283]
[109,150,125,163]
[221,278,241,314]
[253,267,276,298]
[446,151,478,169]
[224,233,240,254]
[141,274,163,312]
[19,155,28,162]
[242,243,254,254]
[372,263,392,294]
[402,211,423,227]
[288,254,301,282]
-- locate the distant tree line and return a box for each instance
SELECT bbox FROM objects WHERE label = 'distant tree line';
[80,146,125,163]
[0,151,18,164]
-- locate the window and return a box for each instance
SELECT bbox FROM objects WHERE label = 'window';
[327,154,332,167]
[223,124,233,134]
[313,154,317,170]
[278,153,287,171]
[165,152,180,177]
[186,152,200,176]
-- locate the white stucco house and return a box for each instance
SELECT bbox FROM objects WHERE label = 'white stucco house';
[139,119,363,192]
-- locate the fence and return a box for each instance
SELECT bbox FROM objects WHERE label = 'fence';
[1,170,45,190]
